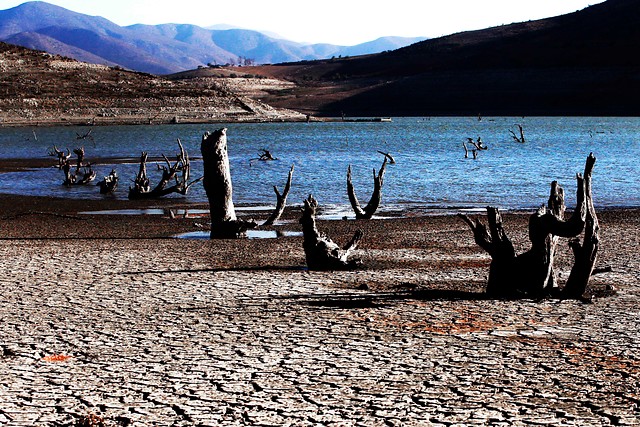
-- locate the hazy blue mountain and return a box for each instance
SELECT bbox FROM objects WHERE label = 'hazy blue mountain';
[0,1,427,74]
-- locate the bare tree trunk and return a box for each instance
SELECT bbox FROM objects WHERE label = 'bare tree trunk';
[300,195,363,270]
[459,154,595,298]
[201,128,256,238]
[563,153,599,299]
[263,165,294,226]
[347,158,387,219]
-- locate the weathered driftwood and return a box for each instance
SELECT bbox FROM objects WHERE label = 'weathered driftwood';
[128,139,202,199]
[347,158,387,219]
[263,165,294,226]
[201,128,257,238]
[98,169,119,194]
[300,195,363,270]
[459,154,597,299]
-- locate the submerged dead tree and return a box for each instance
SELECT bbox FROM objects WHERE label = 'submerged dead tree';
[459,153,597,299]
[201,128,257,238]
[128,139,202,199]
[300,195,363,270]
[347,157,387,219]
[263,165,294,226]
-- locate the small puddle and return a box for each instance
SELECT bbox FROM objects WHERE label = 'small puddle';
[173,230,303,239]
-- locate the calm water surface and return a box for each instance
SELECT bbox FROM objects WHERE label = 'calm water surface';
[0,117,638,215]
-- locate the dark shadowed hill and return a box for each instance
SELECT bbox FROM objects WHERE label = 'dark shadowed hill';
[227,0,640,116]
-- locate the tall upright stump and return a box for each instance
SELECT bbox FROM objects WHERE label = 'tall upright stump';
[201,128,255,238]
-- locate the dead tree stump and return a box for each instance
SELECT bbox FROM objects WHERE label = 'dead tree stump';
[459,154,597,299]
[201,128,256,238]
[300,195,363,270]
[347,158,387,219]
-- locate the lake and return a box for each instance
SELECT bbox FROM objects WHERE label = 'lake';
[0,117,638,216]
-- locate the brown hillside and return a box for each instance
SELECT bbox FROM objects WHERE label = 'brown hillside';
[0,42,304,126]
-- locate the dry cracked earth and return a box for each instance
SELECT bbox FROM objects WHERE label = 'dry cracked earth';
[0,219,639,426]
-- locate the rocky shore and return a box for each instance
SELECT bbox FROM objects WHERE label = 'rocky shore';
[0,190,639,426]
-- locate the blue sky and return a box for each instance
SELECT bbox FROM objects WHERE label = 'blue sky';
[0,0,604,45]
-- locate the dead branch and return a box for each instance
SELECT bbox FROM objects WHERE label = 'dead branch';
[377,150,396,164]
[263,165,294,226]
[347,157,387,219]
[510,124,525,143]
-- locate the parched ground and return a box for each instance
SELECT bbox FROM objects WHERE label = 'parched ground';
[0,193,639,426]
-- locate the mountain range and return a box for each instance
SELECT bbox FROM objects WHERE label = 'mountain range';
[0,1,427,75]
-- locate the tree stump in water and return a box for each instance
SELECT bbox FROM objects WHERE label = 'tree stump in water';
[459,153,598,299]
[300,195,363,270]
[201,128,256,238]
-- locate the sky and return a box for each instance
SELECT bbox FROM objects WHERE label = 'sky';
[0,0,605,46]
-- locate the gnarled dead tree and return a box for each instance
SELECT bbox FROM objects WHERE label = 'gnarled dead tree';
[263,165,294,226]
[347,157,387,219]
[201,128,257,238]
[300,195,363,270]
[128,139,202,199]
[459,153,597,299]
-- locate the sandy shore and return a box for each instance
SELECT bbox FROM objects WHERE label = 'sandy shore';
[0,191,639,426]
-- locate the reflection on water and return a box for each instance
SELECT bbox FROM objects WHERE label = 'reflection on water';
[1,117,638,212]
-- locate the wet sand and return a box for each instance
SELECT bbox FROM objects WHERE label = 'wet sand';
[0,190,639,425]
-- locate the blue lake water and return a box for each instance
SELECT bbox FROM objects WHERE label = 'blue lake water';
[0,117,638,215]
